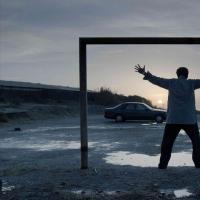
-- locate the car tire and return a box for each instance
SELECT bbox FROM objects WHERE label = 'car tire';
[155,115,163,123]
[115,114,124,122]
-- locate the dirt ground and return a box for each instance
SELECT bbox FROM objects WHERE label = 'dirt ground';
[0,115,200,200]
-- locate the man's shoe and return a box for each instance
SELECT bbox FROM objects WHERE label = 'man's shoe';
[158,164,167,169]
[195,164,200,168]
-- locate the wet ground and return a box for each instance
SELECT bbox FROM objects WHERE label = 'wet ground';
[0,115,200,199]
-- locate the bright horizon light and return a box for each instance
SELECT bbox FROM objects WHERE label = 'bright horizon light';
[157,99,163,105]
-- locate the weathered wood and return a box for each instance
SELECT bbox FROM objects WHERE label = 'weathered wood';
[79,37,200,45]
[79,39,88,169]
[79,37,200,169]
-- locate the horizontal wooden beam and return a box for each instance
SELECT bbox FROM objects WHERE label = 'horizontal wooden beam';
[80,37,200,45]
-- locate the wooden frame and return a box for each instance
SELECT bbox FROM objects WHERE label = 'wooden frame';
[79,37,200,169]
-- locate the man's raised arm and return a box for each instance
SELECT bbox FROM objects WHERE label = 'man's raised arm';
[134,64,170,90]
[192,79,200,90]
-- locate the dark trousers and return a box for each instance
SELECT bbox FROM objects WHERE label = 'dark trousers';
[159,123,200,168]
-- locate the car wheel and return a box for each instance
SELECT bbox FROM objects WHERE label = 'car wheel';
[155,115,163,123]
[115,114,124,122]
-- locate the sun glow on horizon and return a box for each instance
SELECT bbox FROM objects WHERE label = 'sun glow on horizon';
[157,99,163,105]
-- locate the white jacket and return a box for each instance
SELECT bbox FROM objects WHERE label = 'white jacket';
[144,72,200,124]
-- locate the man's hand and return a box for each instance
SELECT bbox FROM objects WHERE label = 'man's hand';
[134,64,146,75]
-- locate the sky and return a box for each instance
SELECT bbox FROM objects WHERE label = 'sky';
[0,0,200,108]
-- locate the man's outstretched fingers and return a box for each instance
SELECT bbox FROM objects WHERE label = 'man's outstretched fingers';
[134,66,139,72]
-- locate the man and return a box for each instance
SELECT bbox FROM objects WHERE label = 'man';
[135,64,200,169]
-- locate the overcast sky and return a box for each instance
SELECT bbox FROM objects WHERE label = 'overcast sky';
[0,0,200,107]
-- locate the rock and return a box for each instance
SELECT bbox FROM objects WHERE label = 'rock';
[14,127,21,131]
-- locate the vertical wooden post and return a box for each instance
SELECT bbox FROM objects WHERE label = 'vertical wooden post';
[79,39,88,169]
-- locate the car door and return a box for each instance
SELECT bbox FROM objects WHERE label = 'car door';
[123,103,137,120]
[135,104,152,120]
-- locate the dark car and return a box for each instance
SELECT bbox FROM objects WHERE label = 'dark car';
[104,102,167,123]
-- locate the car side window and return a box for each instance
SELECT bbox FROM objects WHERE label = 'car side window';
[136,104,147,111]
[125,104,136,110]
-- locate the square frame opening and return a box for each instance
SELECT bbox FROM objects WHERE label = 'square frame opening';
[79,37,200,169]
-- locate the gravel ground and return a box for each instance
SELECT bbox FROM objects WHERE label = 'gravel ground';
[0,115,200,199]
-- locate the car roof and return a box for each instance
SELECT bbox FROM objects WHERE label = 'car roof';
[123,102,147,105]
[122,102,153,109]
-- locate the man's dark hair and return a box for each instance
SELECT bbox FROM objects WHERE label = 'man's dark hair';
[176,67,189,78]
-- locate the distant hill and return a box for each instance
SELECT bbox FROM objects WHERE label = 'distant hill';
[0,80,79,91]
[0,80,152,107]
[0,80,81,104]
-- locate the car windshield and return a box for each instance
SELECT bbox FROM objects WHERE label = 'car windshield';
[142,104,153,110]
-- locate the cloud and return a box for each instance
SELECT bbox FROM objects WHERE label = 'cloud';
[1,0,200,31]
[0,0,200,88]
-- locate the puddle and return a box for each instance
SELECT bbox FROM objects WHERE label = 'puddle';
[88,125,136,130]
[23,123,165,133]
[0,138,119,151]
[179,130,186,135]
[70,189,85,195]
[24,125,139,133]
[1,180,15,194]
[0,139,98,151]
[174,189,193,198]
[0,134,122,151]
[160,188,193,198]
[69,189,100,196]
[104,151,193,167]
[94,142,119,151]
[160,189,173,196]
[145,126,164,130]
[68,189,124,196]
[26,126,80,133]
